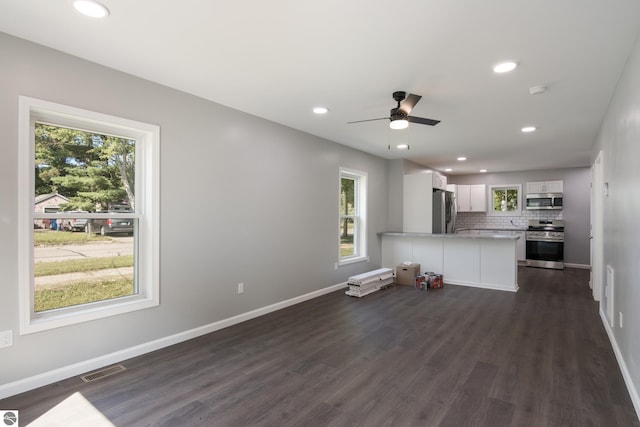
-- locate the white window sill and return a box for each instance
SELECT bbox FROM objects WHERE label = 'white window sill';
[338,255,370,267]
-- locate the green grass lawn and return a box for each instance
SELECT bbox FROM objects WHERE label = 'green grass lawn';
[34,253,135,312]
[34,279,134,312]
[35,255,134,276]
[34,230,110,246]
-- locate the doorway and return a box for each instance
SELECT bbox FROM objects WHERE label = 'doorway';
[591,151,604,303]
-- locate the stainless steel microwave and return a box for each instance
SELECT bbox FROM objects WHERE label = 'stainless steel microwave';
[526,193,563,210]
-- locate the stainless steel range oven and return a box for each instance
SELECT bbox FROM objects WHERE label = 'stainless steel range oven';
[526,219,564,270]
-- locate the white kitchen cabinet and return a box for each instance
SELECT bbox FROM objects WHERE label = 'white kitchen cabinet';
[403,173,434,233]
[514,231,526,261]
[432,172,447,190]
[456,184,486,212]
[403,172,449,232]
[526,180,563,194]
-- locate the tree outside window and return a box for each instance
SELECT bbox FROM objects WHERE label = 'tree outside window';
[489,185,522,215]
[339,168,367,265]
[19,96,159,334]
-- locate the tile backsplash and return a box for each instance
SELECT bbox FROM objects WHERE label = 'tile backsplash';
[456,210,563,230]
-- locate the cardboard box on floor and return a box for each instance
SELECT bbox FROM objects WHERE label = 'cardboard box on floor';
[395,263,420,286]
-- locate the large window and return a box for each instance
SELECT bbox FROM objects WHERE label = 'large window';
[489,184,522,216]
[339,168,368,265]
[19,97,159,334]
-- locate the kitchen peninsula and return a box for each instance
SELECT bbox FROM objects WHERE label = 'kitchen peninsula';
[379,232,519,292]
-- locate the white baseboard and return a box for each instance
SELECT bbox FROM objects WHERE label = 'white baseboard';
[0,281,348,400]
[600,307,640,420]
[446,280,518,293]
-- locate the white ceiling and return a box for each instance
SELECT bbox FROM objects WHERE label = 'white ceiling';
[2,0,640,174]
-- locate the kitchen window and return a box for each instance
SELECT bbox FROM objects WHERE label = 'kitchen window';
[339,168,368,265]
[18,96,160,334]
[489,184,522,216]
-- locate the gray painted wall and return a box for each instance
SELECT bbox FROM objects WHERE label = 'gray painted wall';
[0,33,388,384]
[592,31,640,407]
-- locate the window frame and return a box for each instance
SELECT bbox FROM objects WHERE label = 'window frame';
[18,96,160,335]
[488,184,522,216]
[338,167,368,266]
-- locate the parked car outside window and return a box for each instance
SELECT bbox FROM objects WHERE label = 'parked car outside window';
[88,205,134,236]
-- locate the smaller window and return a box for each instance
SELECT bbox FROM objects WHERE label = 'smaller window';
[489,184,522,216]
[339,168,368,265]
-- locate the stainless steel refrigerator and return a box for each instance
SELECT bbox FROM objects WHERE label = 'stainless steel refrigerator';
[432,190,456,234]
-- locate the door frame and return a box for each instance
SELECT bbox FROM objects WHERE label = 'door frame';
[591,151,604,303]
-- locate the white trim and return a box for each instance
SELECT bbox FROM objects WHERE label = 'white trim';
[18,96,160,334]
[0,281,348,400]
[446,280,519,293]
[487,184,522,216]
[338,255,370,266]
[338,167,368,265]
[600,308,640,420]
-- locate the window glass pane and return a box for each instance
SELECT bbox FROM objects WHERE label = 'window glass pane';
[340,218,355,257]
[35,123,135,212]
[493,189,506,211]
[33,218,136,312]
[506,189,518,211]
[492,187,519,212]
[33,122,137,312]
[340,177,355,215]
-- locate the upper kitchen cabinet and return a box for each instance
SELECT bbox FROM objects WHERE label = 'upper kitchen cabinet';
[526,180,563,194]
[455,184,487,212]
[432,172,447,191]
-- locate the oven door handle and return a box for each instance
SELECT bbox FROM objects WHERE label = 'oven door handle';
[526,237,563,243]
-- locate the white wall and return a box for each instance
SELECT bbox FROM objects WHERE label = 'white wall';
[592,30,640,412]
[0,33,389,387]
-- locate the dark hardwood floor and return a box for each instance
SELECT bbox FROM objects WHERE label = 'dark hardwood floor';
[3,267,638,426]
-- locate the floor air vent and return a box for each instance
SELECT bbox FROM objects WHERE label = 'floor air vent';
[80,364,127,383]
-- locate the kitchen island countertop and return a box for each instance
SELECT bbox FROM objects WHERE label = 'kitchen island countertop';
[379,231,520,239]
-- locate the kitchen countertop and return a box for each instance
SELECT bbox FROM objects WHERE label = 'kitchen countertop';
[378,231,520,240]
[455,227,528,232]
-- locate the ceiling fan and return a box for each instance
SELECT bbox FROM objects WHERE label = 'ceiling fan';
[347,91,440,129]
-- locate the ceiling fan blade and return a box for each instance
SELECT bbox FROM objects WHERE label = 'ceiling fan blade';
[347,117,389,124]
[399,94,422,115]
[407,116,440,126]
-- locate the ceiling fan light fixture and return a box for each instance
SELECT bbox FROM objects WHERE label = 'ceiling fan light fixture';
[389,118,409,130]
[313,106,329,114]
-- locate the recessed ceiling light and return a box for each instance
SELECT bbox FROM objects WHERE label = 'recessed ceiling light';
[313,106,329,114]
[73,0,110,18]
[480,169,488,173]
[521,126,536,133]
[493,61,517,73]
[444,168,453,172]
[397,144,409,150]
[457,157,467,161]
[529,85,546,95]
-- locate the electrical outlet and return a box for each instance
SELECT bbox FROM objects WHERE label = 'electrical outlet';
[619,312,623,328]
[237,283,244,294]
[0,330,13,349]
